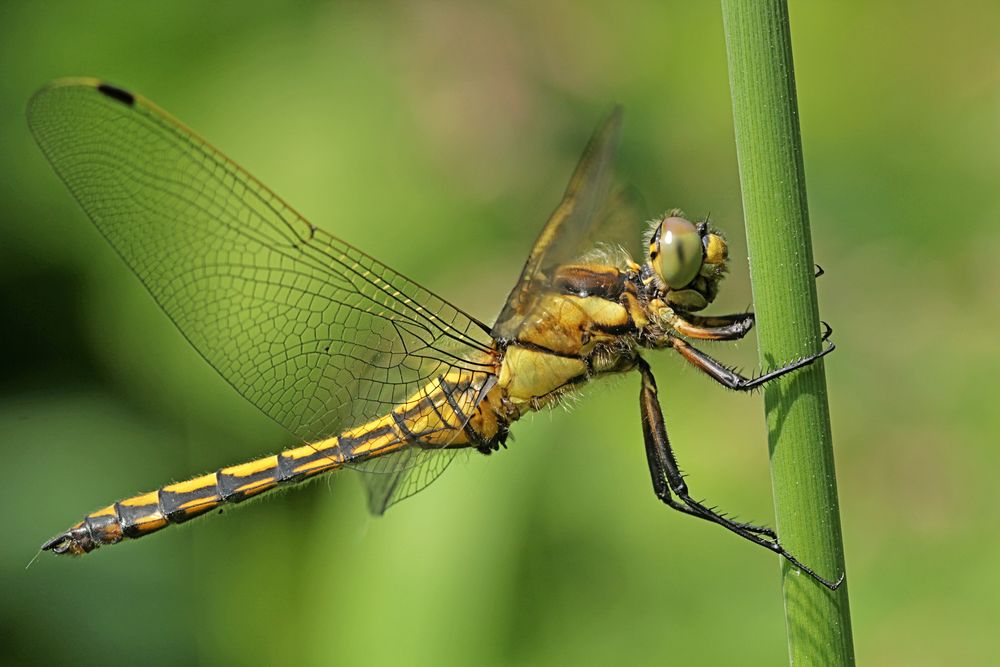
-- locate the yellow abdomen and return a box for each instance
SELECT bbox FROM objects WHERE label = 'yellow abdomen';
[43,366,503,556]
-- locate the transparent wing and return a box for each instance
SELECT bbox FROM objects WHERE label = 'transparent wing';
[27,79,497,491]
[354,448,459,515]
[351,365,495,510]
[492,106,641,339]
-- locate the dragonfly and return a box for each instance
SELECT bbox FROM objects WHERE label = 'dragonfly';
[27,78,840,589]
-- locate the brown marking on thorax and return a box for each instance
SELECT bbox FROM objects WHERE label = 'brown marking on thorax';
[497,263,644,409]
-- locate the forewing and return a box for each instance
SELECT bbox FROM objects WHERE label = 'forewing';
[27,79,496,457]
[492,107,638,339]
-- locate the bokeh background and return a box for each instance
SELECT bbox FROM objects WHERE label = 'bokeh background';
[2,2,998,665]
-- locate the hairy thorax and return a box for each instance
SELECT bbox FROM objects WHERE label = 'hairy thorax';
[495,263,648,415]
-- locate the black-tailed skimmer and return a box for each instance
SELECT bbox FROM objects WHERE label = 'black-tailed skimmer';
[27,79,839,589]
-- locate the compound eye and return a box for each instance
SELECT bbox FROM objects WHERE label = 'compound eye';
[653,216,702,288]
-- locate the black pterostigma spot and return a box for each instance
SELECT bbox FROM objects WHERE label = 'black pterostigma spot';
[96,83,135,107]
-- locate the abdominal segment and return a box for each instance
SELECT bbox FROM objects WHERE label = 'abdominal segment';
[43,368,501,556]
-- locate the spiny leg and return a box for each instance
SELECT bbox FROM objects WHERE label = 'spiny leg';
[639,360,775,539]
[671,311,755,341]
[669,325,834,392]
[636,357,843,590]
[639,358,777,539]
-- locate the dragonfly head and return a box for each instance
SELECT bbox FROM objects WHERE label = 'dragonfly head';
[645,212,728,312]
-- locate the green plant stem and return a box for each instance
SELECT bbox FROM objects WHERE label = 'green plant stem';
[720,1,854,664]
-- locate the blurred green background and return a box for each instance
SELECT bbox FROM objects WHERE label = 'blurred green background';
[2,2,998,665]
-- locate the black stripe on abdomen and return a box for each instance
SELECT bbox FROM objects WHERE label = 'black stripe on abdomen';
[159,483,220,523]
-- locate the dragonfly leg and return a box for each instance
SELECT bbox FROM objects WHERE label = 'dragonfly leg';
[638,358,773,539]
[636,357,844,590]
[670,311,755,341]
[669,327,834,391]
